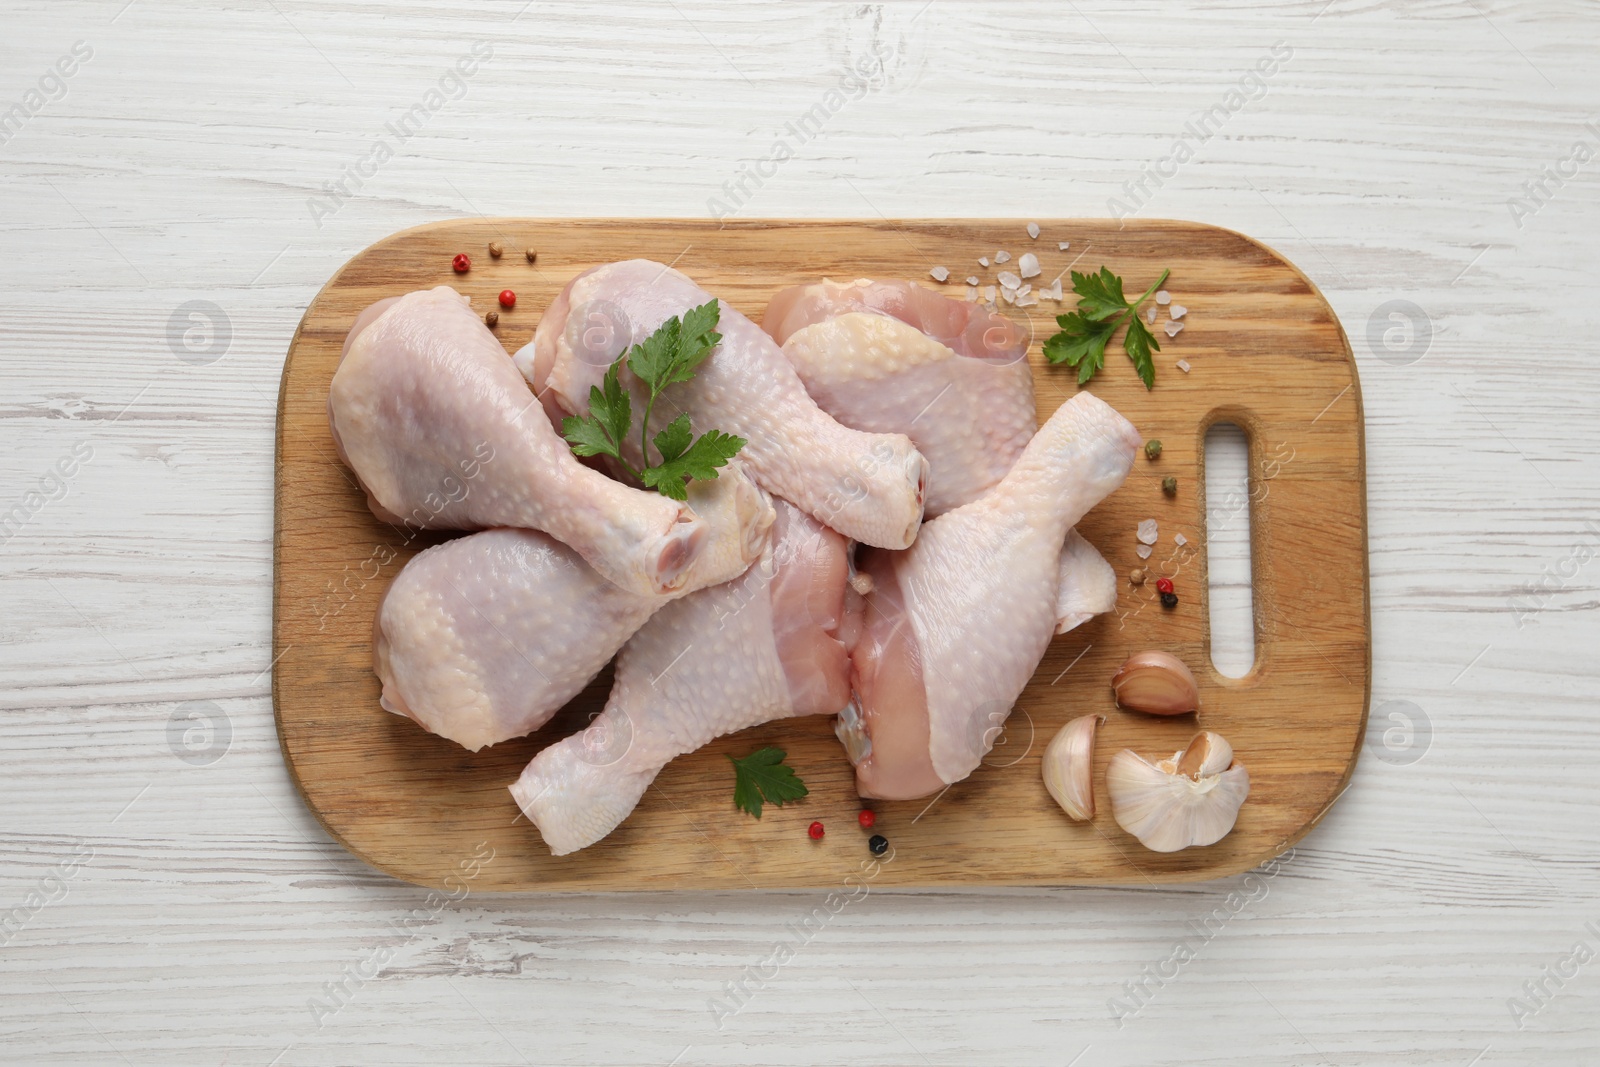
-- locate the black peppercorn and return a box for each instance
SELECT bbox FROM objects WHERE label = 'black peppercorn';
[1160,592,1178,609]
[868,834,889,856]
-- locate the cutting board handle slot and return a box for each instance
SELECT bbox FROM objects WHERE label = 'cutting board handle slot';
[1201,417,1258,680]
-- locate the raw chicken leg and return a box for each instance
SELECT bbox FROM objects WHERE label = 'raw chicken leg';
[838,392,1142,800]
[775,308,1035,516]
[769,281,1116,626]
[330,286,715,597]
[517,261,929,550]
[510,501,853,855]
[374,462,775,752]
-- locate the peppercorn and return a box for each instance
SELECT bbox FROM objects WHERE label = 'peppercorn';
[452,253,471,273]
[488,241,503,258]
[1129,567,1146,585]
[1144,440,1162,461]
[498,289,516,309]
[1160,592,1178,609]
[858,809,876,830]
[808,821,825,840]
[484,310,499,327]
[868,834,889,856]
[1155,577,1174,595]
[1162,476,1177,496]
[524,248,538,263]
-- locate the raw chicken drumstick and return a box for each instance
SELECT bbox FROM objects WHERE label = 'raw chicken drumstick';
[510,501,854,855]
[766,278,1117,627]
[516,260,930,550]
[374,461,775,752]
[766,277,1035,515]
[837,391,1142,800]
[330,286,721,597]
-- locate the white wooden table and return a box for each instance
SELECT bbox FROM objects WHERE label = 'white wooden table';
[3,2,1597,1064]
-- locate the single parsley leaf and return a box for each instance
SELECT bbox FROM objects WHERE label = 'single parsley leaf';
[627,300,722,393]
[651,411,694,464]
[1043,311,1117,385]
[728,746,809,819]
[641,425,746,500]
[1123,315,1161,390]
[560,363,631,459]
[1072,267,1129,321]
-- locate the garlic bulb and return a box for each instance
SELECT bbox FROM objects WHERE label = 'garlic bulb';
[1111,650,1200,715]
[1107,731,1249,852]
[1042,714,1103,821]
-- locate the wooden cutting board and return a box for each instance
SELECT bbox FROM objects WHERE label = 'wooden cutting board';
[274,218,1369,891]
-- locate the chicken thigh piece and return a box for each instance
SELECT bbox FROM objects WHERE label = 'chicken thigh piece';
[517,261,929,550]
[374,462,775,752]
[837,391,1142,800]
[763,277,1029,362]
[776,309,1035,516]
[510,501,853,855]
[330,286,714,597]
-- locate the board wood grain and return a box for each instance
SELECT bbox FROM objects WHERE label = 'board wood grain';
[273,218,1369,892]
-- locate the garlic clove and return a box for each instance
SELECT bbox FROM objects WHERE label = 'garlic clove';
[1110,650,1200,716]
[1042,714,1103,821]
[1108,733,1249,852]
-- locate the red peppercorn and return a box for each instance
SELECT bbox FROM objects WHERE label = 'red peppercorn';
[498,289,516,309]
[808,821,825,840]
[452,253,471,273]
[1155,577,1174,595]
[858,809,876,829]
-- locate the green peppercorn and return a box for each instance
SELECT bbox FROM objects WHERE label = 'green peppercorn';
[1145,440,1163,461]
[1162,476,1177,496]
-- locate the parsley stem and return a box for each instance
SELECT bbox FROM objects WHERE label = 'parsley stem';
[1131,269,1170,316]
[639,390,659,468]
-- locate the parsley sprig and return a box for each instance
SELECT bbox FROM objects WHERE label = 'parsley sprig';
[728,746,808,818]
[1043,267,1171,390]
[561,300,746,501]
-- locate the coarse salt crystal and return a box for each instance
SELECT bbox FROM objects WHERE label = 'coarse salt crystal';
[1174,533,1188,547]
[1027,222,1041,239]
[997,270,1021,289]
[966,275,980,286]
[1176,359,1191,373]
[995,250,1011,263]
[979,256,990,267]
[1169,303,1187,319]
[1164,321,1185,338]
[1018,252,1040,279]
[1016,293,1038,307]
[1047,278,1063,300]
[1017,283,1031,298]
[1135,543,1154,559]
[1145,307,1157,324]
[1058,241,1070,251]
[982,286,996,302]
[1137,519,1158,545]
[968,286,979,301]
[1155,290,1171,306]
[1001,288,1016,305]
[930,265,950,282]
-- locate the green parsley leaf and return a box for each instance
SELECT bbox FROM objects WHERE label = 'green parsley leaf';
[1042,267,1170,390]
[642,426,746,499]
[1043,311,1118,385]
[651,411,694,464]
[1072,267,1129,321]
[561,363,632,460]
[728,746,809,819]
[1123,315,1160,390]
